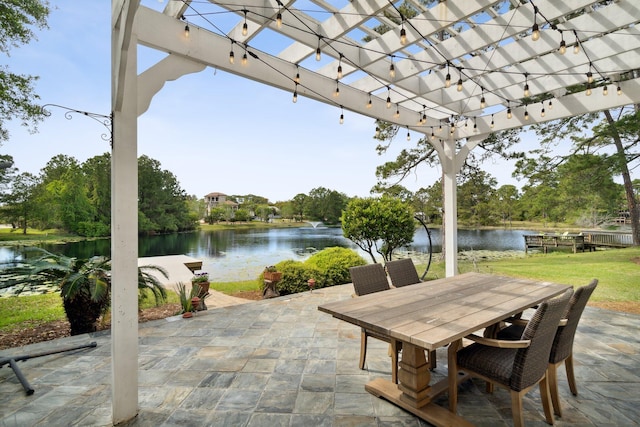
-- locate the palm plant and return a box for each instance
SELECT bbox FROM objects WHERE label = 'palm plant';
[4,247,168,335]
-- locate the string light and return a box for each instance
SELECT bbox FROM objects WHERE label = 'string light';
[294,68,300,84]
[523,73,530,97]
[334,80,340,97]
[531,5,540,41]
[337,55,343,80]
[480,87,486,109]
[617,84,622,95]
[375,126,381,137]
[389,59,395,79]
[456,68,463,92]
[573,30,580,54]
[386,87,391,109]
[292,83,298,103]
[445,63,451,88]
[339,106,344,124]
[524,106,529,121]
[400,21,407,45]
[421,105,427,125]
[276,4,282,28]
[430,127,435,140]
[559,31,566,54]
[548,99,553,109]
[241,46,248,66]
[229,42,234,64]
[585,82,592,96]
[490,114,494,128]
[540,101,545,117]
[181,16,190,38]
[315,37,322,61]
[507,102,512,119]
[366,94,372,109]
[406,128,411,141]
[394,103,400,119]
[473,117,478,133]
[587,68,594,84]
[438,123,442,133]
[242,10,248,36]
[603,85,608,96]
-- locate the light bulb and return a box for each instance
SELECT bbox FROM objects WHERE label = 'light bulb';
[375,127,380,137]
[507,107,512,119]
[480,96,486,109]
[574,43,580,54]
[334,85,339,97]
[587,71,593,84]
[617,85,622,95]
[229,50,234,64]
[524,84,530,97]
[366,99,372,109]
[457,78,463,92]
[548,100,553,109]
[184,24,190,38]
[524,109,529,120]
[242,22,248,36]
[532,23,540,41]
[422,113,427,124]
[315,46,321,61]
[337,64,343,80]
[339,113,344,124]
[276,12,282,28]
[406,131,411,141]
[294,72,300,84]
[490,116,494,128]
[389,63,395,79]
[394,106,400,118]
[386,96,391,109]
[541,106,545,117]
[559,40,566,54]
[603,86,608,96]
[400,27,407,45]
[586,84,592,96]
[292,90,298,103]
[242,52,248,66]
[430,128,435,140]
[445,72,451,88]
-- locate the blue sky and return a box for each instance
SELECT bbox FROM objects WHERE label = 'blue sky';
[4,0,525,203]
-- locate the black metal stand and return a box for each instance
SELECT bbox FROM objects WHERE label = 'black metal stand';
[0,341,97,395]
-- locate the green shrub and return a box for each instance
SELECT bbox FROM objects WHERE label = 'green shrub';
[305,247,367,285]
[273,260,322,295]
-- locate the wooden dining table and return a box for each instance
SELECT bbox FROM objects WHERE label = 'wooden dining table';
[318,272,571,427]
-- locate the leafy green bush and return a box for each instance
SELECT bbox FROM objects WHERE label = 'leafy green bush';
[305,247,367,285]
[273,260,322,295]
[257,247,367,295]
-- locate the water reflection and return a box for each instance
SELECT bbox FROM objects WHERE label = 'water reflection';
[0,227,529,282]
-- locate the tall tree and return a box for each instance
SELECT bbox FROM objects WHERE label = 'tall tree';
[0,0,50,142]
[342,196,415,263]
[1,172,38,233]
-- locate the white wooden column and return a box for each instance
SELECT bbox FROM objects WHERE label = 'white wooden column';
[441,139,458,278]
[111,5,139,423]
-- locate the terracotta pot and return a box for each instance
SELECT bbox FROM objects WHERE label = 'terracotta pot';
[182,311,193,318]
[191,296,201,311]
[264,271,282,282]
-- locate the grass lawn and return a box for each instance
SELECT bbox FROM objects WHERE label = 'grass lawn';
[421,246,640,303]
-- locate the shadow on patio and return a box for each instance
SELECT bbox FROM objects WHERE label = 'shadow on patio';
[1,283,638,426]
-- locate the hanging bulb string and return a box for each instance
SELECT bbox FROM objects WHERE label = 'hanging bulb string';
[181,2,632,129]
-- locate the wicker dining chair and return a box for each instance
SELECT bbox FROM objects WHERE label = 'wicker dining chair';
[498,279,598,416]
[349,264,400,383]
[385,258,421,288]
[449,289,573,427]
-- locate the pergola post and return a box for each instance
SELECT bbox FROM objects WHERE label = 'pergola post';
[111,3,140,423]
[442,140,459,278]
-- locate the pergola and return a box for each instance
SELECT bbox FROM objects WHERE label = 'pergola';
[110,0,640,423]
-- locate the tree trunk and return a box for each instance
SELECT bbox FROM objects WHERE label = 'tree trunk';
[603,110,640,245]
[62,293,104,335]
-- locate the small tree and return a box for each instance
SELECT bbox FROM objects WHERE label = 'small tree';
[341,196,416,263]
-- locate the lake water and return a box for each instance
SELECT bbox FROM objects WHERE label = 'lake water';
[0,226,529,282]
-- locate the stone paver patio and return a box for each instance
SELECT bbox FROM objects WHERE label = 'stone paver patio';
[1,283,639,426]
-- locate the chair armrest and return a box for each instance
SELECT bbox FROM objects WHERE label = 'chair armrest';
[465,334,531,348]
[502,317,529,326]
[503,317,568,327]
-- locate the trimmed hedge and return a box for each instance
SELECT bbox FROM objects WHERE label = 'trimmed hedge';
[258,247,367,296]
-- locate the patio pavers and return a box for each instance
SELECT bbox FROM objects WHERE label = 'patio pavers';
[1,284,638,426]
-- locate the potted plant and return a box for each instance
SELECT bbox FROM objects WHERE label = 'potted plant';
[263,266,282,282]
[191,272,210,310]
[177,281,201,318]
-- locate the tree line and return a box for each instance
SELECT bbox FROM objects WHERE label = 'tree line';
[0,153,198,236]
